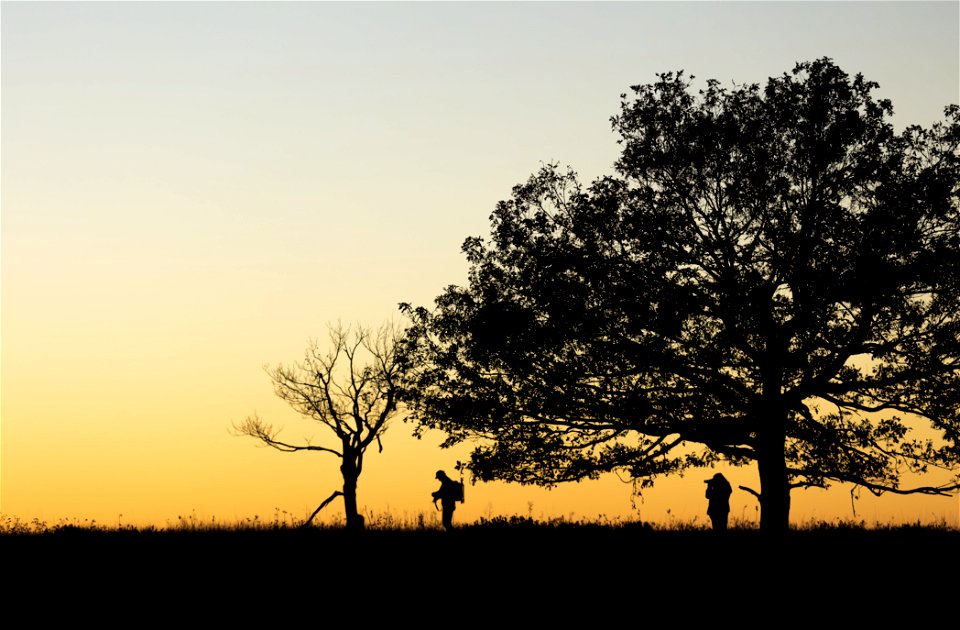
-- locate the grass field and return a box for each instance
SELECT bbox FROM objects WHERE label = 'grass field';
[4,513,956,611]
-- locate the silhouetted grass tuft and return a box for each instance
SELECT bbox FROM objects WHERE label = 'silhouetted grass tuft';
[1,509,956,535]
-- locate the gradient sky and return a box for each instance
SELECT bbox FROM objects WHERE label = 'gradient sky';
[3,1,958,529]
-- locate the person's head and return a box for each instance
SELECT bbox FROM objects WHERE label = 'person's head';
[436,470,447,481]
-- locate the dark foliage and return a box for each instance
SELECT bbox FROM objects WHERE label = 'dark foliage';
[400,59,960,532]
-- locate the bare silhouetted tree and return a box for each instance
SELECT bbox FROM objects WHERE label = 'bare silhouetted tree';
[235,322,404,530]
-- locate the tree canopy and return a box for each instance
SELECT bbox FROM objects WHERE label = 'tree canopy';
[400,58,960,532]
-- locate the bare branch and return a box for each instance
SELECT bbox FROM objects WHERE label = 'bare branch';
[301,491,344,528]
[233,414,342,457]
[738,485,761,501]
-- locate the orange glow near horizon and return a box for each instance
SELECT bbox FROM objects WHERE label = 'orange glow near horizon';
[2,1,958,531]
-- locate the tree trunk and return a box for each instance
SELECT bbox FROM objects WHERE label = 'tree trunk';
[340,456,364,531]
[757,450,791,533]
[757,407,791,534]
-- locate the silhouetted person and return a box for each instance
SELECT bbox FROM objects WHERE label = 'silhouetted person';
[432,470,459,531]
[705,473,732,531]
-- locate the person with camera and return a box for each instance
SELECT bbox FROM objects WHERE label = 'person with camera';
[705,473,733,531]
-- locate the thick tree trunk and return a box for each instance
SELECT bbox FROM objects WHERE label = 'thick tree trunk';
[757,445,791,533]
[756,405,791,534]
[755,333,792,534]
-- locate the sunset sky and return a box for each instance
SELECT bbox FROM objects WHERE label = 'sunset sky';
[3,1,958,530]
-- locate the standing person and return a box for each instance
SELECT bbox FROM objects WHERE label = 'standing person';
[432,470,461,531]
[704,473,733,531]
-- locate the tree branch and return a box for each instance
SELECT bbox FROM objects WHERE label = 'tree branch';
[301,491,344,528]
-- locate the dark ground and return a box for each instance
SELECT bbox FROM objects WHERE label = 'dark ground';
[3,524,956,623]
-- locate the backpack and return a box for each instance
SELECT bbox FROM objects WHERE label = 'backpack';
[452,480,465,503]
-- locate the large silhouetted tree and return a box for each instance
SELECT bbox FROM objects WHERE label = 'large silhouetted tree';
[400,59,960,533]
[236,322,404,530]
